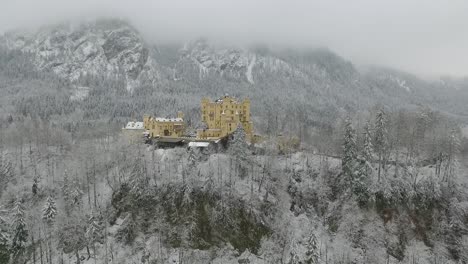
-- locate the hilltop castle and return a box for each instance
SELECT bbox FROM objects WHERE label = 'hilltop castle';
[126,95,254,144]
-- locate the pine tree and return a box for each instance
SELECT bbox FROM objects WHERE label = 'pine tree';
[63,176,83,214]
[361,120,375,181]
[305,234,319,264]
[85,215,103,259]
[353,160,371,207]
[0,214,9,264]
[42,196,57,225]
[0,213,9,246]
[229,125,250,178]
[85,215,103,245]
[229,124,249,159]
[11,199,28,253]
[342,118,357,181]
[443,128,461,183]
[374,108,388,181]
[362,121,374,162]
[32,177,38,196]
[187,148,200,167]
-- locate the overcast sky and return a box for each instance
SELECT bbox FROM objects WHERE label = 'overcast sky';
[1,0,467,77]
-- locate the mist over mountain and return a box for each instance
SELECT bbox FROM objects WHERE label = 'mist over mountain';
[1,18,467,126]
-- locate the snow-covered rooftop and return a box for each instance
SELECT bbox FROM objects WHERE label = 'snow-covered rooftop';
[188,142,210,148]
[124,121,144,130]
[152,117,183,122]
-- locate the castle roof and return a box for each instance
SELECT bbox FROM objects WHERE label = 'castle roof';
[149,117,183,122]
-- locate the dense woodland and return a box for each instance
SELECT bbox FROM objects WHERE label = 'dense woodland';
[0,23,468,263]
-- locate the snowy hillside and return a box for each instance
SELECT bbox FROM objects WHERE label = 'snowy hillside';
[0,18,468,264]
[1,19,468,123]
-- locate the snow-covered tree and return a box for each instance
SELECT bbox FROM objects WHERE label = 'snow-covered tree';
[229,124,249,158]
[342,118,357,181]
[85,215,103,244]
[42,196,57,225]
[62,175,83,214]
[362,121,374,162]
[352,160,372,207]
[32,177,39,196]
[85,214,103,259]
[343,118,371,205]
[229,125,250,178]
[304,234,319,264]
[0,157,13,198]
[443,128,461,183]
[374,108,388,181]
[11,199,27,253]
[187,147,200,167]
[0,212,9,246]
[0,215,9,264]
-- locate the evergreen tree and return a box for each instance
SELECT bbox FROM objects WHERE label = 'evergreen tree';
[342,118,357,181]
[374,108,388,181]
[85,214,103,258]
[0,213,10,246]
[229,124,249,159]
[443,128,461,183]
[305,234,319,264]
[42,196,57,225]
[85,215,103,244]
[362,121,374,162]
[11,199,27,253]
[0,157,13,198]
[62,175,83,214]
[352,160,371,207]
[229,125,250,178]
[0,206,9,263]
[361,120,375,181]
[0,218,9,264]
[32,177,38,196]
[343,118,371,205]
[187,147,200,167]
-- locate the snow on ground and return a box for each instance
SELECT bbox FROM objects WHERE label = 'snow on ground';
[16,141,463,264]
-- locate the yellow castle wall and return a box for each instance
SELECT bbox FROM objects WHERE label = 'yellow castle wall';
[143,113,185,138]
[197,96,253,141]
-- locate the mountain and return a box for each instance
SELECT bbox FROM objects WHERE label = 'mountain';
[1,18,468,128]
[1,19,160,91]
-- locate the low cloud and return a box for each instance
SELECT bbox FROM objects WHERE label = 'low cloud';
[1,0,467,77]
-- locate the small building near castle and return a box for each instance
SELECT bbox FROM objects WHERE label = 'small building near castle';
[143,112,185,139]
[122,121,145,143]
[197,95,253,141]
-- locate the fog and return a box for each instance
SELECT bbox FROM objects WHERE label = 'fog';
[1,0,467,77]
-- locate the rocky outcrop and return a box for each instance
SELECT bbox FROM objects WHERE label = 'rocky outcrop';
[1,19,159,91]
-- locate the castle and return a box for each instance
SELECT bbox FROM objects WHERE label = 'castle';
[197,95,253,141]
[125,95,254,143]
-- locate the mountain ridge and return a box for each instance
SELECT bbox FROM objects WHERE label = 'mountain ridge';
[1,18,468,125]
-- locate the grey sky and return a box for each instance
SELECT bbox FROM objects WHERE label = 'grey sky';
[1,0,467,77]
